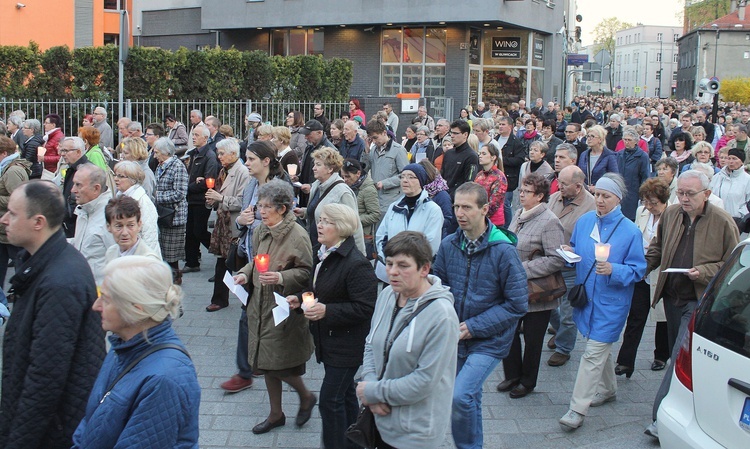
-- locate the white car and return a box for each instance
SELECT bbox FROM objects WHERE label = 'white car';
[657,239,750,448]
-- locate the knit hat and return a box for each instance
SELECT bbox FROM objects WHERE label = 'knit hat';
[402,163,428,188]
[728,148,746,162]
[595,176,624,200]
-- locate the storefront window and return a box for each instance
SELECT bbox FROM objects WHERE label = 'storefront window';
[530,70,544,102]
[381,27,446,96]
[482,69,527,105]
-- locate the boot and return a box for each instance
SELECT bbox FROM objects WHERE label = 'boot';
[173,269,183,286]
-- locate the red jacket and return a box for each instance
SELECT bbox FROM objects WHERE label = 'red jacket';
[43,128,63,172]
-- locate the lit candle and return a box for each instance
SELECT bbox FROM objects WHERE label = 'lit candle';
[254,254,270,273]
[205,178,215,189]
[594,243,611,262]
[301,292,317,311]
[287,164,298,176]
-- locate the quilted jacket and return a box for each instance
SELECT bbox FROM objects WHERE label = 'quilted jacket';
[433,221,528,359]
[0,230,105,449]
[72,320,200,449]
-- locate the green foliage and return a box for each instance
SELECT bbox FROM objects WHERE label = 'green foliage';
[685,0,732,32]
[0,44,351,101]
[720,77,750,104]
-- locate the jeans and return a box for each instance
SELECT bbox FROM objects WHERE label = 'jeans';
[237,307,253,378]
[185,205,211,267]
[503,190,514,227]
[452,353,500,449]
[320,365,359,449]
[549,270,578,355]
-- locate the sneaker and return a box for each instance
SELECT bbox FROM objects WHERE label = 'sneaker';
[220,374,253,393]
[590,392,616,407]
[559,409,584,430]
[644,421,659,439]
[547,352,570,366]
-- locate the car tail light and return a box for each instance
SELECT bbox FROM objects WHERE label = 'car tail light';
[674,312,696,392]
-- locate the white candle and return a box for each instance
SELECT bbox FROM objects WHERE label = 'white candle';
[301,292,316,311]
[595,243,611,262]
[287,164,298,176]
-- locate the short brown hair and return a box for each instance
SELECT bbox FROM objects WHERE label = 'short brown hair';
[522,172,551,203]
[0,136,15,155]
[638,177,670,204]
[105,195,141,224]
[312,147,344,172]
[455,182,488,207]
[383,231,433,270]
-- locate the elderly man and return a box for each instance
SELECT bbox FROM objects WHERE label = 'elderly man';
[92,106,113,149]
[187,109,204,151]
[543,101,557,122]
[104,195,160,262]
[473,101,489,119]
[60,137,90,238]
[70,163,115,285]
[364,119,408,215]
[546,165,596,367]
[411,105,435,136]
[0,181,105,449]
[644,170,739,438]
[605,114,623,150]
[340,120,366,161]
[432,118,451,151]
[116,117,131,141]
[627,106,646,126]
[382,102,399,134]
[6,116,24,150]
[126,121,144,139]
[297,120,336,207]
[183,125,219,273]
[441,120,478,197]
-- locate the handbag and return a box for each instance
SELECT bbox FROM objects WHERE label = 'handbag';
[226,227,249,272]
[526,249,566,304]
[346,297,437,449]
[156,203,175,227]
[569,217,625,309]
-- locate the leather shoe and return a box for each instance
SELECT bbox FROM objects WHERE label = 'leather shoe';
[182,265,200,273]
[509,384,533,398]
[547,352,570,366]
[496,378,520,392]
[651,360,666,371]
[296,393,317,427]
[252,414,286,434]
[220,374,253,393]
[206,304,226,312]
[615,365,634,378]
[208,275,215,282]
[547,335,557,349]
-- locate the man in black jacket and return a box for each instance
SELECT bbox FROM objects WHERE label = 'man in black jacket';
[0,180,105,449]
[183,125,219,273]
[495,116,527,225]
[441,120,478,198]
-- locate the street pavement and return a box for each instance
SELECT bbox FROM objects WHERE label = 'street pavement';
[2,249,664,449]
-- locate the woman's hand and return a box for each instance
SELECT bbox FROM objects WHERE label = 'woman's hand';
[595,261,612,276]
[258,271,281,285]
[293,207,305,218]
[369,403,391,416]
[287,295,300,309]
[356,382,368,405]
[205,188,222,202]
[233,273,248,285]
[290,174,299,183]
[300,184,311,194]
[196,176,205,184]
[237,206,255,226]
[304,303,326,321]
[560,244,573,253]
[588,185,596,194]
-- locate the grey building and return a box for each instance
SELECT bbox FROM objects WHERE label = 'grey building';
[134,0,568,118]
[676,5,750,100]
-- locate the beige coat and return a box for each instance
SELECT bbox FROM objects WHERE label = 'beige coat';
[210,161,251,238]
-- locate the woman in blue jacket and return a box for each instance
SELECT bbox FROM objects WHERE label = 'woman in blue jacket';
[73,256,200,449]
[558,174,646,431]
[578,125,618,192]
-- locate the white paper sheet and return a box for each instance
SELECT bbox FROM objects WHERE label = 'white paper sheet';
[662,268,691,273]
[272,292,290,326]
[223,271,249,305]
[556,248,581,264]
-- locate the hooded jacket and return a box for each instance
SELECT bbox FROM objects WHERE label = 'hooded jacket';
[73,190,116,286]
[361,276,459,449]
[375,188,444,261]
[709,166,750,218]
[433,221,528,359]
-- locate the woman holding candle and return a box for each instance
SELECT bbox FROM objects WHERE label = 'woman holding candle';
[234,179,315,434]
[558,173,646,431]
[287,203,377,449]
[205,138,251,312]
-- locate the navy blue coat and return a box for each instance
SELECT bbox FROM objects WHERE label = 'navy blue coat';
[617,147,651,221]
[72,320,200,449]
[578,147,619,187]
[433,222,528,359]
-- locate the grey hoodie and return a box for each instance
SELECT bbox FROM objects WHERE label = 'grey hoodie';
[361,275,459,449]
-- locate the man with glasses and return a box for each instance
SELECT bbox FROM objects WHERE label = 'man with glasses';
[432,119,451,151]
[60,137,90,237]
[643,170,739,438]
[382,102,399,135]
[563,122,587,156]
[92,106,114,149]
[441,120,478,197]
[313,103,332,138]
[411,106,435,137]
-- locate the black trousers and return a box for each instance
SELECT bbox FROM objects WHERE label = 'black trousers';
[185,205,211,267]
[654,321,670,362]
[502,309,552,389]
[0,243,19,287]
[210,257,229,307]
[616,280,650,368]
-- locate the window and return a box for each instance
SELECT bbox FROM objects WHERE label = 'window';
[271,29,323,56]
[634,52,639,62]
[674,34,679,42]
[745,51,750,59]
[381,27,447,96]
[104,0,119,9]
[103,33,119,45]
[656,52,662,62]
[673,71,678,81]
[655,87,661,96]
[673,53,679,63]
[656,71,661,80]
[657,33,663,42]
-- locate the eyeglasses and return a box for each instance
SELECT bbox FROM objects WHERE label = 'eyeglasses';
[641,198,661,206]
[586,135,598,139]
[675,189,707,198]
[449,131,463,135]
[399,174,418,181]
[145,133,155,137]
[564,130,577,133]
[317,217,335,226]
[59,149,78,154]
[518,188,537,196]
[114,174,132,180]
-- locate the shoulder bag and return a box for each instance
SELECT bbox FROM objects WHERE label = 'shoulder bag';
[568,217,625,309]
[527,249,567,304]
[345,297,437,449]
[226,226,249,272]
[156,204,176,227]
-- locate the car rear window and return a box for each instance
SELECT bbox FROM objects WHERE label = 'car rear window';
[694,243,750,358]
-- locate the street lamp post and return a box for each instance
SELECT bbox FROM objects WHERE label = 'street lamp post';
[644,51,648,98]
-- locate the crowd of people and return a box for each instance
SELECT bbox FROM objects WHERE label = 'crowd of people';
[0,92,746,448]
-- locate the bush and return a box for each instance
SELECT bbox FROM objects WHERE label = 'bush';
[0,44,40,98]
[720,78,750,105]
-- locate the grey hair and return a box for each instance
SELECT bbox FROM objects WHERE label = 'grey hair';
[735,123,748,135]
[8,116,23,128]
[417,125,430,135]
[622,127,640,141]
[9,110,26,121]
[669,118,679,127]
[257,179,294,215]
[679,169,710,190]
[689,162,715,182]
[600,172,628,199]
[636,106,646,114]
[194,124,210,138]
[77,163,108,193]
[555,142,578,162]
[609,114,621,122]
[473,118,493,133]
[63,136,86,152]
[191,109,203,120]
[114,160,146,184]
[319,203,359,239]
[655,156,679,174]
[152,137,175,157]
[529,140,548,154]
[127,121,143,133]
[216,138,240,158]
[23,119,42,134]
[436,118,450,127]
[94,106,107,117]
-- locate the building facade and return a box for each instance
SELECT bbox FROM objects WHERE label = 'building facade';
[613,25,681,98]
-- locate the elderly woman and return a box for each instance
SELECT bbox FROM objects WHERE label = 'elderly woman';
[402,124,418,154]
[293,147,365,254]
[419,159,456,238]
[669,131,694,172]
[578,125,618,191]
[616,127,650,220]
[113,161,161,259]
[254,124,273,142]
[615,178,671,377]
[689,125,707,143]
[497,173,565,399]
[286,111,307,158]
[357,231,459,449]
[42,114,63,172]
[78,126,110,172]
[120,137,156,198]
[411,125,435,162]
[341,158,380,259]
[521,118,541,148]
[287,203,377,449]
[375,163,444,264]
[709,148,750,219]
[655,157,679,204]
[153,137,189,284]
[271,125,300,174]
[234,179,316,434]
[519,141,554,186]
[204,139,251,312]
[20,119,44,178]
[682,141,719,174]
[164,113,189,152]
[474,142,508,227]
[558,173,646,430]
[104,196,161,262]
[72,256,200,448]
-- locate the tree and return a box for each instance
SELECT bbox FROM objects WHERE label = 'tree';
[592,17,633,92]
[721,77,750,104]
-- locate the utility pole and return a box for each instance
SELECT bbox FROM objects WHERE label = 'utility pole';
[644,51,648,98]
[118,0,130,120]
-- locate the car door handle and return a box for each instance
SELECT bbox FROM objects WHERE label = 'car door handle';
[728,378,750,396]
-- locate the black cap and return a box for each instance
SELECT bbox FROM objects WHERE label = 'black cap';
[299,120,324,135]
